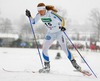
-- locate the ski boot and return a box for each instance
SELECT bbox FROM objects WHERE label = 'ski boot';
[71,59,92,76]
[71,59,81,71]
[39,62,50,73]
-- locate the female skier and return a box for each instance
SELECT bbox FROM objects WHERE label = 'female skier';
[25,3,81,73]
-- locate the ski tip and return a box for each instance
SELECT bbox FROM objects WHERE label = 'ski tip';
[74,70,92,76]
[81,70,92,76]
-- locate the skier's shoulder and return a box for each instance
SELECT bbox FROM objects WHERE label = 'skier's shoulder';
[34,13,41,18]
[46,10,52,14]
[47,10,58,16]
[36,13,40,16]
[47,10,56,14]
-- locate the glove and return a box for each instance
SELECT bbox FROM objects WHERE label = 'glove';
[59,27,66,31]
[25,9,31,18]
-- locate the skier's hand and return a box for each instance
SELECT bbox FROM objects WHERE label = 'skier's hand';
[25,9,31,18]
[59,26,66,31]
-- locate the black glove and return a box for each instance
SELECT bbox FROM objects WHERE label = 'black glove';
[59,27,66,31]
[25,9,31,18]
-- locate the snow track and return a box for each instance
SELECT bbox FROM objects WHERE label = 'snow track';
[0,47,100,81]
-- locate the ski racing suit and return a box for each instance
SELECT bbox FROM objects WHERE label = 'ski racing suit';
[31,10,74,62]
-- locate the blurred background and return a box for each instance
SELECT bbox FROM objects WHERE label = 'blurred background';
[0,0,100,52]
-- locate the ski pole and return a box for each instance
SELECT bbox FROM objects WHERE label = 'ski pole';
[63,31,97,78]
[28,17,44,68]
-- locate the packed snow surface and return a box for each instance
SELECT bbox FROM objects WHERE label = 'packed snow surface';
[0,47,100,81]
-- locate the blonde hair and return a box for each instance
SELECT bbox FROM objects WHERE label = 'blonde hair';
[37,3,58,12]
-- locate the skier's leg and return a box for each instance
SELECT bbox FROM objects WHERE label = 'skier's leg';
[39,34,54,73]
[57,33,81,71]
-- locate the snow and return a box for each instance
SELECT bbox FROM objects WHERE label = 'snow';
[0,47,100,81]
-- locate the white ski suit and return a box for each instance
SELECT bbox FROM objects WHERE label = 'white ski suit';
[31,10,74,62]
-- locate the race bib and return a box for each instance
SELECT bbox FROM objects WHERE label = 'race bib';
[41,18,52,22]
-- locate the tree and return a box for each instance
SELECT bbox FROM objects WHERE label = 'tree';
[0,11,3,32]
[0,18,13,33]
[20,23,33,41]
[2,18,13,33]
[89,8,100,41]
[17,15,35,41]
[0,10,14,34]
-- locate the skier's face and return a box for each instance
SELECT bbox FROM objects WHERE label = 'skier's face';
[38,10,46,16]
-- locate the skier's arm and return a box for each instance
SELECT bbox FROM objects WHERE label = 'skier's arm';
[51,11,66,31]
[31,13,40,24]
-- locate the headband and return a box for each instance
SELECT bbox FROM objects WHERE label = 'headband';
[37,6,46,11]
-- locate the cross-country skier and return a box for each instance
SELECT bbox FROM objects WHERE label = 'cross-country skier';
[25,3,81,73]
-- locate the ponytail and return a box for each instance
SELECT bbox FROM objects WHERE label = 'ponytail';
[46,5,58,12]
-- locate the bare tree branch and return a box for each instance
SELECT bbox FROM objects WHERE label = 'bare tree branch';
[89,8,100,41]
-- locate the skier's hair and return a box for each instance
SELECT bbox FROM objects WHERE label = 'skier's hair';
[37,3,58,12]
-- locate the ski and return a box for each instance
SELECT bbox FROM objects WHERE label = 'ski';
[3,68,92,77]
[74,70,92,76]
[80,70,92,76]
[2,68,35,73]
